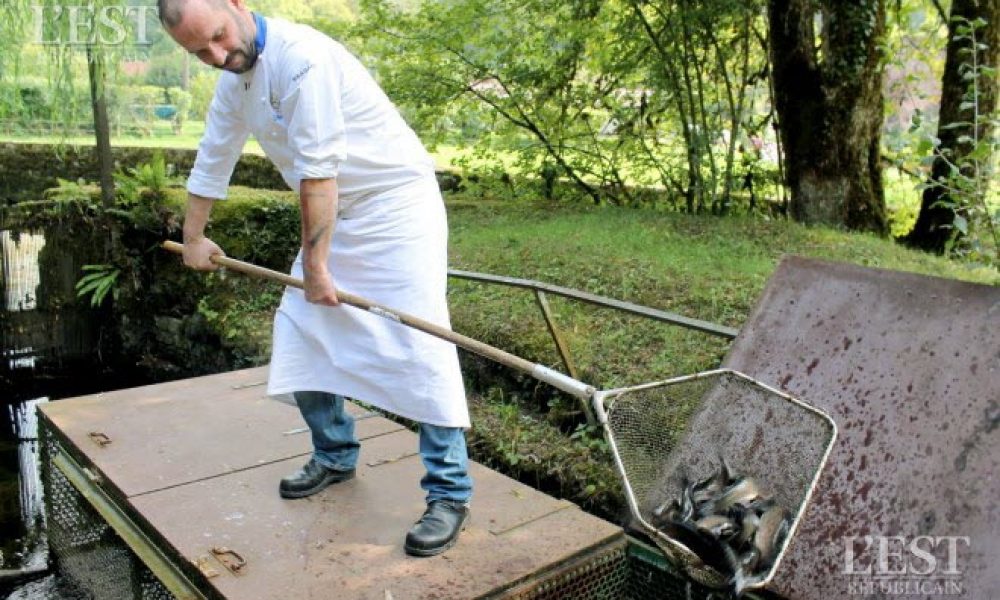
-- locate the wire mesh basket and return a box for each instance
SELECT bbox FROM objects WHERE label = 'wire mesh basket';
[42,428,176,600]
[594,369,837,592]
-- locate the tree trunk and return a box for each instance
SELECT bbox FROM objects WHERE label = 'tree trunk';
[629,1,704,213]
[87,45,115,210]
[712,12,753,215]
[903,0,999,253]
[768,0,889,234]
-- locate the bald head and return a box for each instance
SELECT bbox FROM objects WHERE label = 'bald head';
[157,0,227,28]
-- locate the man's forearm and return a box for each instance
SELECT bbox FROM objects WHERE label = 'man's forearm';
[300,178,339,270]
[183,193,217,242]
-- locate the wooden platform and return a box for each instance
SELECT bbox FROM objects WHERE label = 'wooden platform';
[39,367,624,599]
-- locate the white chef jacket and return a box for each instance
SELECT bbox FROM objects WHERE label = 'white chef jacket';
[187,17,469,427]
[187,17,435,199]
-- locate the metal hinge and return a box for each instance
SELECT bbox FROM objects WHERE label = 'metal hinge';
[211,546,247,575]
[88,431,112,447]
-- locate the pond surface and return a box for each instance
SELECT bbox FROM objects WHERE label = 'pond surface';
[1,366,151,599]
[1,230,148,598]
[1,391,47,593]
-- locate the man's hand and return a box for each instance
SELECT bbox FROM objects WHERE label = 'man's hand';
[303,263,340,306]
[182,193,223,270]
[182,235,225,271]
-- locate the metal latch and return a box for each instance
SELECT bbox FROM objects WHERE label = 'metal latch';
[211,546,247,575]
[88,432,112,447]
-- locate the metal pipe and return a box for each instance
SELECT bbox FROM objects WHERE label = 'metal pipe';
[448,269,738,339]
[531,290,596,424]
[533,290,579,381]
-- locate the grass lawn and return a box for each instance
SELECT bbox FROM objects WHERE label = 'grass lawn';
[0,127,484,170]
[158,181,996,394]
[0,121,265,154]
[443,195,997,392]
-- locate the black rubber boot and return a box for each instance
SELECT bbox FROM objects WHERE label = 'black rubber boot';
[404,500,470,557]
[279,458,355,499]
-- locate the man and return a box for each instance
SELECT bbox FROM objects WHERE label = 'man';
[158,0,472,557]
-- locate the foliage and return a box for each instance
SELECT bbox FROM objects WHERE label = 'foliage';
[186,187,303,270]
[251,0,356,22]
[112,150,179,208]
[628,0,770,213]
[1,1,109,126]
[0,155,183,317]
[0,78,194,135]
[467,387,622,515]
[882,0,949,164]
[920,15,999,262]
[75,264,121,307]
[348,0,774,211]
[0,171,298,378]
[0,78,93,128]
[187,71,220,121]
[0,4,36,78]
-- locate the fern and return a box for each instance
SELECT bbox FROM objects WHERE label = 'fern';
[75,264,121,307]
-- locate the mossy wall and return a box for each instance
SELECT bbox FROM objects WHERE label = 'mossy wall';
[1,182,301,380]
[0,143,462,205]
[0,143,287,204]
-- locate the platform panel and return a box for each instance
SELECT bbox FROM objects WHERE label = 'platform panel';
[41,368,624,599]
[723,256,999,599]
[40,367,404,497]
[131,430,620,599]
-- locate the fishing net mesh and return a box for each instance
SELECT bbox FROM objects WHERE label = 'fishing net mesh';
[41,428,176,600]
[603,370,835,586]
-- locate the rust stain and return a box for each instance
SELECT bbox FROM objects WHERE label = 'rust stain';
[722,256,999,600]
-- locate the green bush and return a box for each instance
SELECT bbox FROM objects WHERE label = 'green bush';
[0,79,198,135]
[187,71,218,122]
[0,79,91,127]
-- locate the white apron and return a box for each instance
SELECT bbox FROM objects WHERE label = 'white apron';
[266,176,470,428]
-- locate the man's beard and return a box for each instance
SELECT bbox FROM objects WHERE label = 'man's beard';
[221,43,258,74]
[219,9,259,74]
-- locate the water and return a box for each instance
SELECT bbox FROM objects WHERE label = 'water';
[1,369,158,600]
[1,229,130,598]
[1,391,91,600]
[1,393,47,584]
[4,573,91,600]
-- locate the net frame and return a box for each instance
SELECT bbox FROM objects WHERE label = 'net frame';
[591,368,838,591]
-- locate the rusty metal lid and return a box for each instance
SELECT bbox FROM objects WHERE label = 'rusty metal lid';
[723,256,998,599]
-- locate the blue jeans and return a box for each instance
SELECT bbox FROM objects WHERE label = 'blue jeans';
[293,391,473,504]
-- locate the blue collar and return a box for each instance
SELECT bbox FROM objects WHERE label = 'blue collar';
[252,12,267,55]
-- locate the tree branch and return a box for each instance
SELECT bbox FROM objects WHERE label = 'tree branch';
[929,0,948,26]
